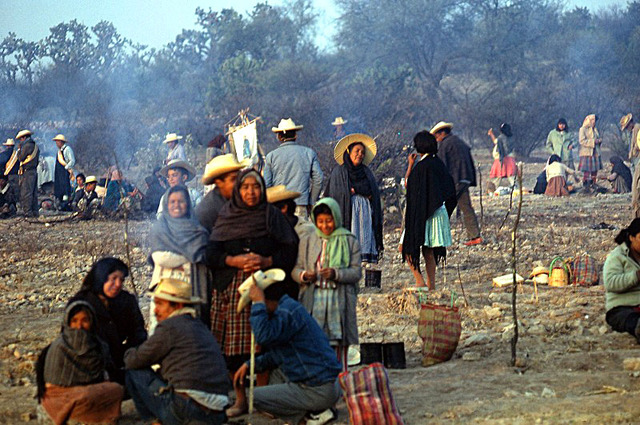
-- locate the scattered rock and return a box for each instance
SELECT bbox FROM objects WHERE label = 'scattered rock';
[484,306,502,320]
[461,333,493,348]
[623,358,640,371]
[541,387,556,398]
[20,412,35,421]
[462,352,482,361]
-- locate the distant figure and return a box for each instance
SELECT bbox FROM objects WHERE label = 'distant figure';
[206,134,227,161]
[156,159,201,218]
[488,123,517,189]
[608,156,632,194]
[163,133,186,165]
[546,118,574,169]
[74,173,85,194]
[263,118,324,219]
[103,169,140,214]
[578,114,602,193]
[0,175,17,218]
[332,116,347,140]
[16,129,39,217]
[621,113,640,170]
[53,134,75,210]
[140,174,164,214]
[0,139,19,203]
[72,175,100,219]
[544,154,576,197]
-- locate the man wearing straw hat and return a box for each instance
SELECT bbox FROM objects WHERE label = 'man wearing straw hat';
[53,134,75,210]
[430,121,482,246]
[71,175,100,219]
[163,133,186,165]
[264,118,324,219]
[196,154,246,232]
[124,278,229,424]
[0,139,19,204]
[15,129,39,217]
[332,116,347,140]
[156,159,201,219]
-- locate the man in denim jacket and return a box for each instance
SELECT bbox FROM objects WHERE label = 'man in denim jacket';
[233,281,341,424]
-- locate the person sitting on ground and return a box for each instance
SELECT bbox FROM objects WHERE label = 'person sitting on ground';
[36,300,124,425]
[103,169,141,214]
[157,159,201,219]
[0,175,17,219]
[140,171,165,214]
[603,218,640,343]
[148,185,211,333]
[69,257,147,383]
[124,278,229,425]
[608,155,632,194]
[293,197,362,370]
[544,154,576,197]
[74,173,85,194]
[233,280,342,425]
[72,175,100,219]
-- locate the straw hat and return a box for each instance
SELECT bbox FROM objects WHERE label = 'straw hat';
[202,154,246,185]
[266,185,301,203]
[271,118,304,133]
[15,130,31,139]
[236,269,286,313]
[148,277,201,304]
[163,133,183,144]
[429,121,453,134]
[160,159,196,182]
[85,175,97,184]
[3,139,14,146]
[52,134,68,143]
[529,266,549,278]
[620,113,633,131]
[332,117,348,126]
[333,133,377,166]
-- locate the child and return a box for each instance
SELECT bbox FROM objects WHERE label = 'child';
[293,197,362,370]
[36,301,123,425]
[545,154,576,196]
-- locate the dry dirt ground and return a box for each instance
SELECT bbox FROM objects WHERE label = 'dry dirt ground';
[1,174,640,424]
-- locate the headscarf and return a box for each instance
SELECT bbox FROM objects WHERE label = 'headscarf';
[557,118,568,132]
[610,155,632,191]
[312,198,353,269]
[343,145,372,197]
[210,169,297,245]
[80,257,129,296]
[581,114,600,142]
[42,301,107,388]
[149,185,209,263]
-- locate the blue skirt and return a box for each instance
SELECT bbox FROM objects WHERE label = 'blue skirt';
[424,204,452,248]
[351,195,378,263]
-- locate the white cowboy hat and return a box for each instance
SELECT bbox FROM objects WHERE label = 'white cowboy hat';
[429,121,453,134]
[266,185,301,204]
[85,175,98,184]
[621,113,633,131]
[332,117,348,126]
[202,154,247,185]
[163,133,183,144]
[3,139,14,146]
[52,134,68,143]
[148,278,201,304]
[16,130,32,139]
[236,269,286,313]
[333,133,377,166]
[160,159,196,182]
[271,118,304,133]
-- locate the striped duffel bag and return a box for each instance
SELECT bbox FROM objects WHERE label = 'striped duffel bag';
[418,303,462,367]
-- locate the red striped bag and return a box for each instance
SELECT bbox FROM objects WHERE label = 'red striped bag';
[338,362,404,425]
[418,303,462,367]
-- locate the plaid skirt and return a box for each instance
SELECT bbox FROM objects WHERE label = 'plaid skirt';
[578,155,602,172]
[211,270,257,357]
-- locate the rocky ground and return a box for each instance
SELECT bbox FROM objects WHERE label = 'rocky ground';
[1,174,640,424]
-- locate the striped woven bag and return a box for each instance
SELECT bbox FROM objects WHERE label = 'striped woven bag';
[418,303,462,367]
[338,362,404,425]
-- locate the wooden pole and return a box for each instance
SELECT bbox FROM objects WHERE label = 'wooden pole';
[113,154,138,300]
[478,163,484,228]
[248,274,257,421]
[510,163,524,366]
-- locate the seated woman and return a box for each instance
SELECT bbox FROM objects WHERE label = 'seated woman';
[148,185,210,333]
[603,219,640,342]
[103,169,141,214]
[608,156,632,194]
[545,154,576,197]
[293,197,362,371]
[69,257,147,383]
[36,300,124,425]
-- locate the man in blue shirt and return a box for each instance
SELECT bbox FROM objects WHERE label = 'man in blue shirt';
[234,281,341,424]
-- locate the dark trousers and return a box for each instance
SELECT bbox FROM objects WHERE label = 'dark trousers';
[606,306,640,341]
[7,174,18,205]
[456,187,480,240]
[19,170,38,216]
[125,369,226,425]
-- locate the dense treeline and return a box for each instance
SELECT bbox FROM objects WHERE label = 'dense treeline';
[1,0,639,176]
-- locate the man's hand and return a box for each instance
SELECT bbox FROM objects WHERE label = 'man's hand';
[248,282,265,303]
[302,271,317,282]
[318,268,336,280]
[233,363,249,389]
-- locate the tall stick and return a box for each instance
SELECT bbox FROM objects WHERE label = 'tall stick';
[456,263,470,307]
[248,275,257,421]
[113,154,138,299]
[510,163,524,366]
[477,163,484,228]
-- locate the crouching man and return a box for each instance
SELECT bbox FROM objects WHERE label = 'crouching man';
[234,281,342,425]
[124,278,230,424]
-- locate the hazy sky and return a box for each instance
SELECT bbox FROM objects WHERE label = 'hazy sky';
[0,0,627,50]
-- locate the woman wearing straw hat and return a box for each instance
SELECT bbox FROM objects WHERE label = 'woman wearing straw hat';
[324,133,383,264]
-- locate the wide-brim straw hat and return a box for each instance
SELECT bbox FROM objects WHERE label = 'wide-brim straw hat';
[332,116,348,126]
[160,159,196,182]
[148,278,201,304]
[163,133,183,144]
[52,134,68,143]
[266,185,301,203]
[16,130,31,139]
[237,269,286,313]
[333,133,377,166]
[272,118,304,133]
[529,266,549,279]
[620,113,633,130]
[3,139,14,146]
[85,175,97,184]
[430,121,453,134]
[202,154,247,185]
